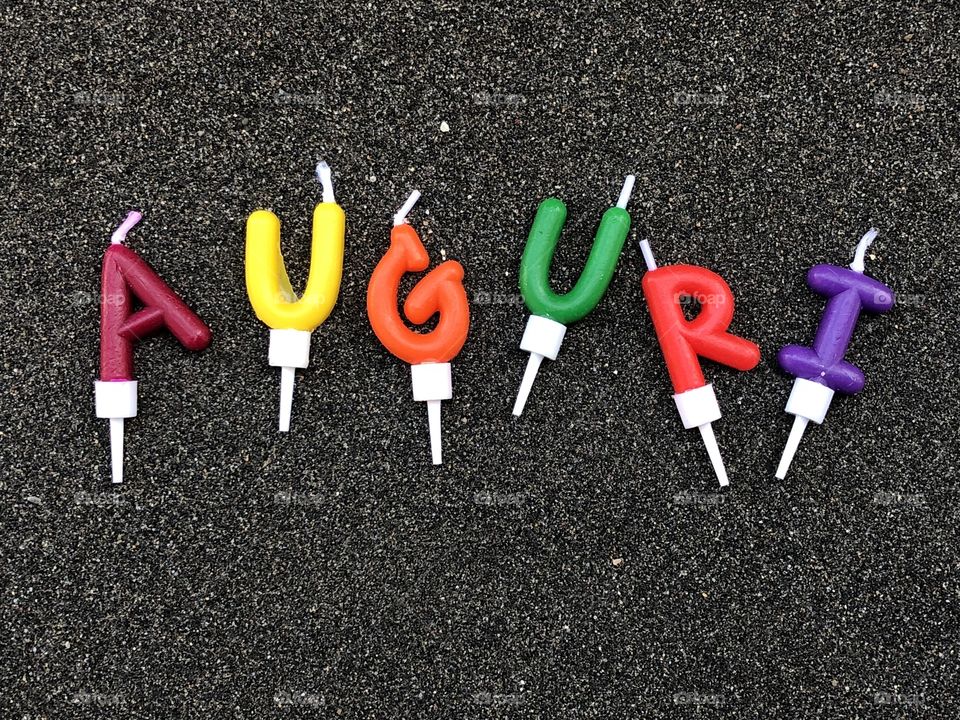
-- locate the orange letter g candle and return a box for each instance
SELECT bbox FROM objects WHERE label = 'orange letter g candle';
[367,190,470,464]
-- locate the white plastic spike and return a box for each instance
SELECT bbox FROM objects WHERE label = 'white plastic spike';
[279,366,296,432]
[697,422,729,487]
[639,239,658,272]
[427,399,443,464]
[849,228,877,273]
[513,315,566,416]
[616,174,636,209]
[111,211,143,245]
[512,353,544,416]
[95,380,137,483]
[776,415,810,480]
[775,378,834,479]
[411,363,453,464]
[673,385,726,485]
[316,160,335,203]
[267,329,311,432]
[394,190,421,226]
[110,418,125,484]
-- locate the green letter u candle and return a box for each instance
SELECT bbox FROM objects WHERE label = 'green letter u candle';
[512,175,634,416]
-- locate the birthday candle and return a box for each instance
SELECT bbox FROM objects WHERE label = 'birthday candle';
[95,212,212,484]
[512,175,635,415]
[639,239,760,486]
[775,229,895,479]
[367,190,470,464]
[245,161,345,431]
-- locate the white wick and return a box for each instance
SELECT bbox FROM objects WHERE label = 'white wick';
[639,239,658,272]
[111,211,143,245]
[849,228,878,273]
[616,174,636,209]
[316,161,335,203]
[394,190,421,226]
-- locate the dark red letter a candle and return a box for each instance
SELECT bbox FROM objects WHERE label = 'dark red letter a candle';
[639,240,760,486]
[95,212,212,484]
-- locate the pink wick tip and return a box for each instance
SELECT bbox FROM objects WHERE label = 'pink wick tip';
[111,211,143,244]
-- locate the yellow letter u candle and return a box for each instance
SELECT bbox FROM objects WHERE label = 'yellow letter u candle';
[245,161,345,431]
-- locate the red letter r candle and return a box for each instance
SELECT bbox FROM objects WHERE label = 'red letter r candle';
[639,239,760,486]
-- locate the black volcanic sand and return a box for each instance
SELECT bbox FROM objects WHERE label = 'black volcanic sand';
[2,2,958,718]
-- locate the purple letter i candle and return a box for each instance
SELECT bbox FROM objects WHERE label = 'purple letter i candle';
[775,229,895,479]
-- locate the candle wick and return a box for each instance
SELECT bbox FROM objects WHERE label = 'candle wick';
[393,190,421,226]
[616,174,636,209]
[639,238,658,271]
[111,211,143,245]
[849,228,878,273]
[316,161,335,203]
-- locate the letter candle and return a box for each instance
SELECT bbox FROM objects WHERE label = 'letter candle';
[775,229,895,479]
[639,239,760,486]
[513,175,635,415]
[245,161,345,431]
[366,190,470,464]
[95,212,212,483]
